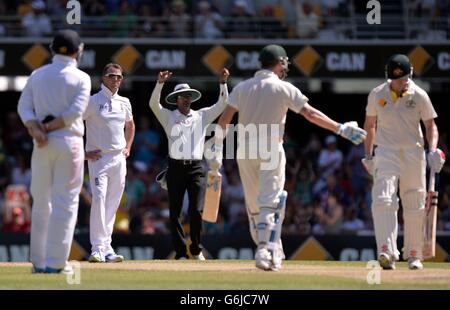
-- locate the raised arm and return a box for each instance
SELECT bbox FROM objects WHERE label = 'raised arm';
[149,71,172,126]
[201,68,230,124]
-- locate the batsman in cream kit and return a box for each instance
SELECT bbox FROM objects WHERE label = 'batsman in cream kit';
[362,54,446,270]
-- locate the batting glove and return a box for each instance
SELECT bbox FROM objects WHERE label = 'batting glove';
[208,144,223,172]
[361,157,375,176]
[336,121,367,145]
[427,148,446,173]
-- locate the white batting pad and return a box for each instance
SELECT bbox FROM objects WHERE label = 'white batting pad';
[402,190,426,260]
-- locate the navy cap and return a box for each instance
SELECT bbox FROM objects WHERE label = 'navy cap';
[51,29,82,55]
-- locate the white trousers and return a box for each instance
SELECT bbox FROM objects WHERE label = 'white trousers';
[88,151,126,255]
[372,146,426,260]
[237,147,286,245]
[30,136,84,269]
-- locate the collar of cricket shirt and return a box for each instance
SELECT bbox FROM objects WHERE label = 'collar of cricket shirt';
[175,109,193,118]
[100,83,119,99]
[53,54,77,67]
[254,69,278,78]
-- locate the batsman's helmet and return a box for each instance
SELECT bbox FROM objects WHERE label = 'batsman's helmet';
[385,54,413,80]
[259,44,290,79]
[259,44,287,63]
[50,29,83,56]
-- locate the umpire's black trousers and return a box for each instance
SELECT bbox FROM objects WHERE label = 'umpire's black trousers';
[166,158,205,259]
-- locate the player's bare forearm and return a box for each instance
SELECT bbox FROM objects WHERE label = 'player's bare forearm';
[364,116,377,157]
[299,104,339,133]
[25,120,48,147]
[215,105,237,145]
[124,119,135,158]
[44,117,65,132]
[424,118,439,150]
[217,105,237,131]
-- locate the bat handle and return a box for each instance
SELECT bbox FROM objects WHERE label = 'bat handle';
[428,168,436,192]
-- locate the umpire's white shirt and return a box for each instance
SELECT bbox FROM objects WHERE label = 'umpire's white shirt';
[84,84,133,153]
[366,79,437,149]
[18,55,91,138]
[150,82,228,160]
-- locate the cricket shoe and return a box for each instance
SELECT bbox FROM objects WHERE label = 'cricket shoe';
[378,253,396,270]
[255,245,277,271]
[89,251,105,263]
[31,266,46,274]
[44,265,74,275]
[192,252,206,261]
[105,253,124,263]
[408,257,423,270]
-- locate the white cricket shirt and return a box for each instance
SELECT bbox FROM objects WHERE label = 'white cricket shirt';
[149,82,228,160]
[18,55,91,138]
[84,84,133,153]
[366,80,437,149]
[228,69,308,144]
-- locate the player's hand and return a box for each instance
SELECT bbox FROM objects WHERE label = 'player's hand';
[336,121,367,145]
[208,144,223,171]
[427,148,446,173]
[219,68,229,83]
[85,150,102,161]
[361,157,375,176]
[122,147,131,158]
[158,71,172,83]
[28,123,48,148]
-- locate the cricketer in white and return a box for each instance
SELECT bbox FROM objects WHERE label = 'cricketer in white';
[84,63,135,263]
[363,54,445,270]
[17,30,91,273]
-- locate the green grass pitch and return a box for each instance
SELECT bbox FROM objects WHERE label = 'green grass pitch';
[1,260,450,290]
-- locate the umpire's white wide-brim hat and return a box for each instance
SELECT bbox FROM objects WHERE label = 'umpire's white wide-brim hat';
[165,83,201,105]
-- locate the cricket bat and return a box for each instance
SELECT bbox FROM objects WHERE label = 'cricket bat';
[202,170,222,223]
[423,169,438,259]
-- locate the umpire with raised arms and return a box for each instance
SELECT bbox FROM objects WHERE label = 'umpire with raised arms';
[149,68,229,260]
[18,30,91,273]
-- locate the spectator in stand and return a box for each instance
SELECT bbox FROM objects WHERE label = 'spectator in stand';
[2,185,31,233]
[295,0,320,39]
[342,206,365,232]
[21,0,52,37]
[133,117,160,163]
[259,5,286,38]
[168,0,191,38]
[83,0,106,16]
[312,193,343,234]
[136,4,167,38]
[11,154,32,192]
[3,113,32,156]
[107,0,138,37]
[314,135,343,193]
[194,1,224,39]
[0,0,7,36]
[226,0,255,38]
[346,143,368,197]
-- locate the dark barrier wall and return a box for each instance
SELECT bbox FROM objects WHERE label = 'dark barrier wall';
[1,42,449,79]
[1,233,449,262]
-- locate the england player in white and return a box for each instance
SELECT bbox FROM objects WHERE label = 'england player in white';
[210,45,367,271]
[363,54,445,270]
[84,63,135,263]
[18,30,91,273]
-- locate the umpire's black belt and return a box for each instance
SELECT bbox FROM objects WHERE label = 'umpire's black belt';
[169,158,202,166]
